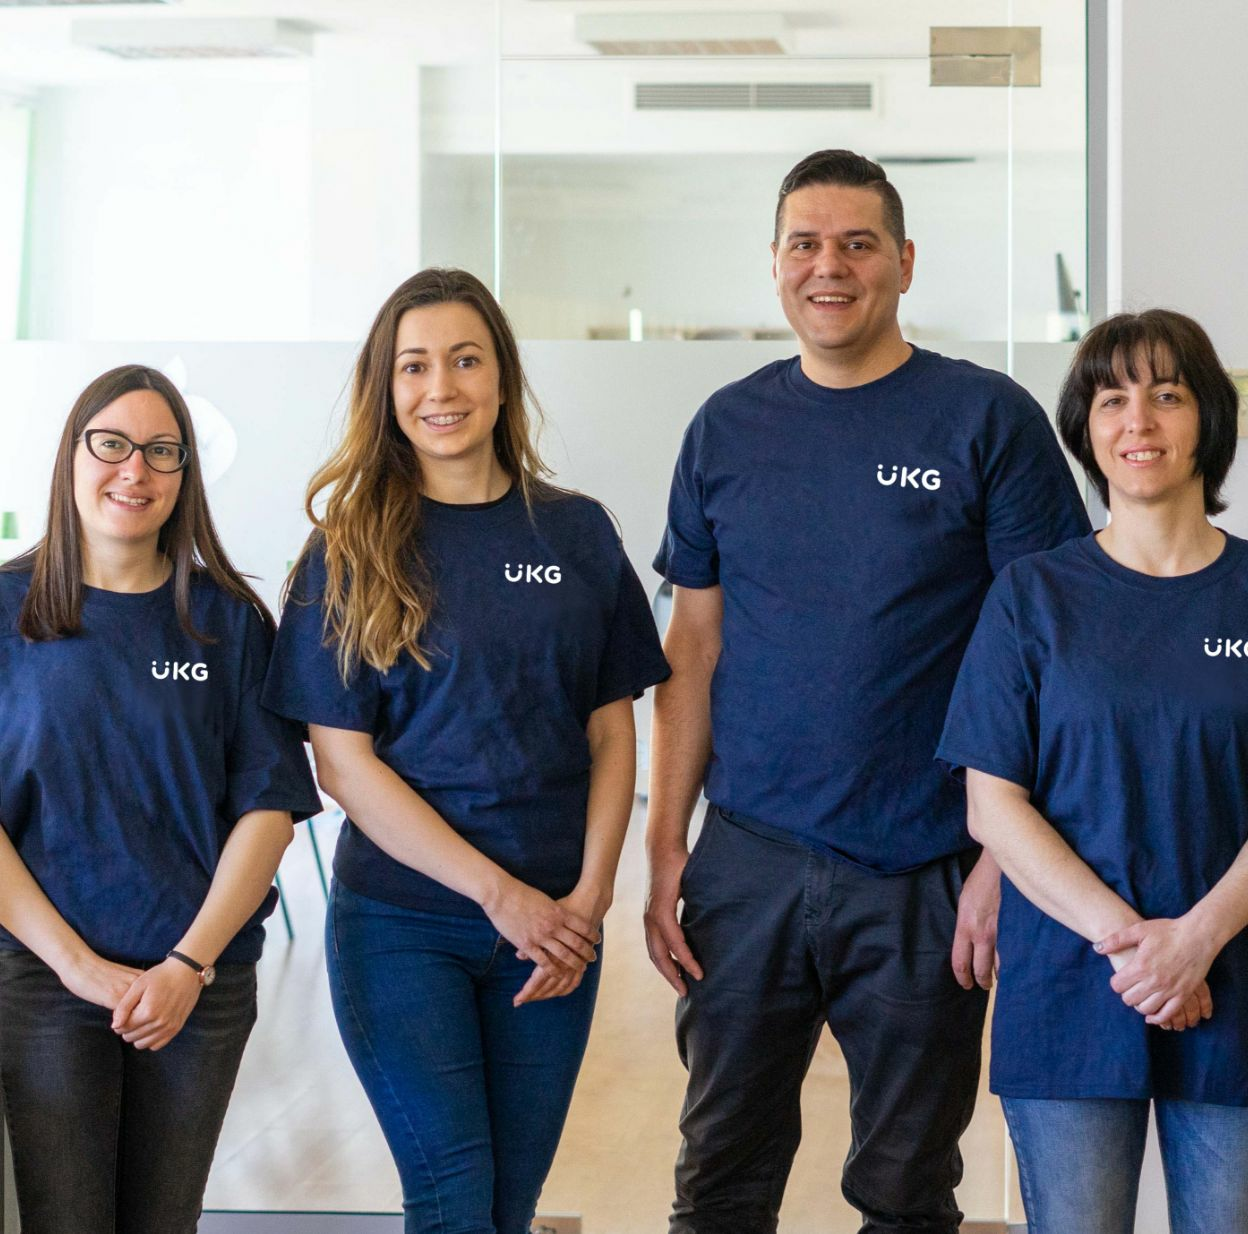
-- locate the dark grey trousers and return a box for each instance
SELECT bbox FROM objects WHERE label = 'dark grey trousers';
[0,949,257,1234]
[671,805,988,1234]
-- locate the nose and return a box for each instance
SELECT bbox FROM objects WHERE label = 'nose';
[1122,389,1158,433]
[425,363,459,402]
[118,447,152,482]
[813,241,851,280]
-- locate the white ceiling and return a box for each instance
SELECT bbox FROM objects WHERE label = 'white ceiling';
[0,0,1084,84]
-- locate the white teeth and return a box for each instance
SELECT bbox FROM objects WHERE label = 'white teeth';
[1124,450,1162,461]
[107,493,150,507]
[811,295,852,304]
[425,414,467,426]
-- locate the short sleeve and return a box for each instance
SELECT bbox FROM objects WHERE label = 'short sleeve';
[653,411,719,588]
[984,411,1091,575]
[225,608,322,824]
[936,571,1038,791]
[594,549,672,708]
[261,546,382,735]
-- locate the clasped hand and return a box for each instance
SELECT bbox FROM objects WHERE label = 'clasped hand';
[483,878,602,1007]
[60,951,203,1050]
[1096,916,1217,1031]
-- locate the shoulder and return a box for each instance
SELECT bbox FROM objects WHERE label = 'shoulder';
[993,536,1093,600]
[188,571,272,645]
[0,567,31,634]
[531,487,624,552]
[919,349,1045,427]
[699,357,793,420]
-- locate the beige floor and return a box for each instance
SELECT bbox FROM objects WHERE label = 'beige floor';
[205,804,1015,1230]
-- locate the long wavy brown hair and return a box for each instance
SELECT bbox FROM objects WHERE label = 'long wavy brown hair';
[3,364,272,642]
[297,268,551,678]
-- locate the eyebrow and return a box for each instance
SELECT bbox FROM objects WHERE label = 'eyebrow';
[786,227,881,243]
[396,340,485,358]
[95,427,179,440]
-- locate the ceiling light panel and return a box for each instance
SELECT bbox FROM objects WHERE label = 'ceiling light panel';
[72,16,312,60]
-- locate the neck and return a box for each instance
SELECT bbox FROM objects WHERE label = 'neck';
[81,538,170,593]
[799,329,912,390]
[1096,487,1223,577]
[420,451,512,505]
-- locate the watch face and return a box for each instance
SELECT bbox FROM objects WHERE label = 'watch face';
[201,965,217,987]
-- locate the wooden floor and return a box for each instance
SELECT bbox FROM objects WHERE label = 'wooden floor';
[204,803,1015,1231]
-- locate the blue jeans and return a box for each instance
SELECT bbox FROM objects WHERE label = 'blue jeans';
[1002,1096,1248,1233]
[327,881,601,1234]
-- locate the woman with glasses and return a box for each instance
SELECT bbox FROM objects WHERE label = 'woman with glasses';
[262,268,669,1234]
[938,311,1248,1232]
[0,364,320,1234]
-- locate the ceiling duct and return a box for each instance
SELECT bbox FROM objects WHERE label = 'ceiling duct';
[636,81,873,111]
[577,12,792,56]
[72,16,313,60]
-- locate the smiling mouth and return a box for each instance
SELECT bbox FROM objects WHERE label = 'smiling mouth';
[809,294,855,305]
[106,492,151,508]
[1123,450,1163,462]
[422,413,469,427]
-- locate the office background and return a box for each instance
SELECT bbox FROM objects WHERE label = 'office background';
[1,1,1246,1230]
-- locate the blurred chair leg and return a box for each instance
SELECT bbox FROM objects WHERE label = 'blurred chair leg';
[275,871,295,941]
[307,814,330,902]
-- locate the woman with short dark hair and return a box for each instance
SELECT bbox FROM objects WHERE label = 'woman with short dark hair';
[263,268,669,1233]
[938,309,1248,1233]
[0,364,320,1234]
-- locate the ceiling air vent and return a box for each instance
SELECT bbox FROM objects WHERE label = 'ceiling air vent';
[636,81,873,112]
[577,12,792,56]
[72,16,312,60]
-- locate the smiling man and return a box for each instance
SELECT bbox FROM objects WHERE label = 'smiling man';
[645,150,1092,1234]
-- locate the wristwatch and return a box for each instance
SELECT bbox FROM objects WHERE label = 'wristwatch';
[166,949,217,987]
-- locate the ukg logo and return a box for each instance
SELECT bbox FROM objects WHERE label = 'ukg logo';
[152,660,209,681]
[877,464,941,491]
[504,563,562,584]
[1204,639,1246,658]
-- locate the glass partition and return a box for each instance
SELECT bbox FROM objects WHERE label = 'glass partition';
[0,2,1087,1230]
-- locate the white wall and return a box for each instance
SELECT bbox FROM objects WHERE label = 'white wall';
[24,79,313,341]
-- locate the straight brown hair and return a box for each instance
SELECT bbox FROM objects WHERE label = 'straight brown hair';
[3,364,273,641]
[293,267,552,679]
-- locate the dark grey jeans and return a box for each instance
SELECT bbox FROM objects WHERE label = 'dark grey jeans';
[0,948,257,1234]
[671,805,988,1234]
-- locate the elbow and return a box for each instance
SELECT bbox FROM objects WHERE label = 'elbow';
[965,794,988,847]
[314,757,343,804]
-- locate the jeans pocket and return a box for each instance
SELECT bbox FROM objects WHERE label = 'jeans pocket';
[679,804,722,897]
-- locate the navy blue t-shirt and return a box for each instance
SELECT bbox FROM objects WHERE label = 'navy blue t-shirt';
[654,348,1090,871]
[0,570,321,967]
[262,487,671,915]
[938,533,1248,1104]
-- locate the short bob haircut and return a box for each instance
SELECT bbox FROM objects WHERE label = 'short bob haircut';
[1056,309,1239,515]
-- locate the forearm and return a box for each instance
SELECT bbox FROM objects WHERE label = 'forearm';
[1188,842,1248,952]
[0,826,93,973]
[174,810,294,965]
[967,771,1140,943]
[576,701,637,911]
[646,644,715,859]
[316,744,513,911]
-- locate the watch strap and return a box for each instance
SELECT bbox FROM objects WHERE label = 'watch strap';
[166,949,206,977]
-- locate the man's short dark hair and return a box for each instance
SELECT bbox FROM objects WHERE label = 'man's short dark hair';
[774,149,906,252]
[1056,309,1238,515]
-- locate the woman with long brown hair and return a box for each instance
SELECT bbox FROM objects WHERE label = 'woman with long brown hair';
[263,268,669,1233]
[0,364,320,1234]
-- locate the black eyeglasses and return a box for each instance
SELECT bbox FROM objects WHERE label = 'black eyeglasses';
[80,430,191,474]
